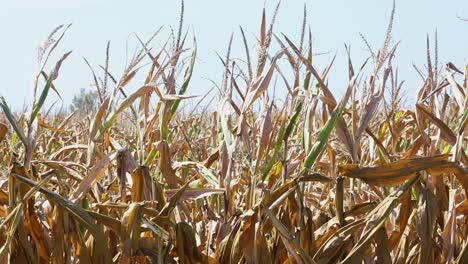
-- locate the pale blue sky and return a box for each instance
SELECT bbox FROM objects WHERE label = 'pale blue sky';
[0,0,467,110]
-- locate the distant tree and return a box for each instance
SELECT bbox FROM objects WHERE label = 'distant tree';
[69,88,98,114]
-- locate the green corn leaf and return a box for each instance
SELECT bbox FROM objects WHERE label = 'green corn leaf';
[303,101,344,171]
[303,38,312,90]
[458,106,468,133]
[30,50,72,126]
[169,39,197,120]
[0,96,27,146]
[29,73,53,126]
[303,79,353,171]
[262,119,286,180]
[144,146,159,167]
[196,163,219,187]
[283,100,303,141]
[96,85,153,140]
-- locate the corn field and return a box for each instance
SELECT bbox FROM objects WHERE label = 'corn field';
[0,2,467,263]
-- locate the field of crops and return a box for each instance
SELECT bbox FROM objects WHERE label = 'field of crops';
[0,2,467,263]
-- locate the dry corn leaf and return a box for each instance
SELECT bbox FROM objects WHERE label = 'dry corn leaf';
[456,199,468,215]
[416,103,457,145]
[71,151,117,202]
[157,140,178,188]
[130,166,152,202]
[263,208,315,264]
[37,114,71,133]
[338,154,467,187]
[165,188,224,200]
[12,174,111,263]
[120,203,142,264]
[341,176,419,263]
[415,179,438,263]
[0,123,8,142]
[176,221,204,263]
